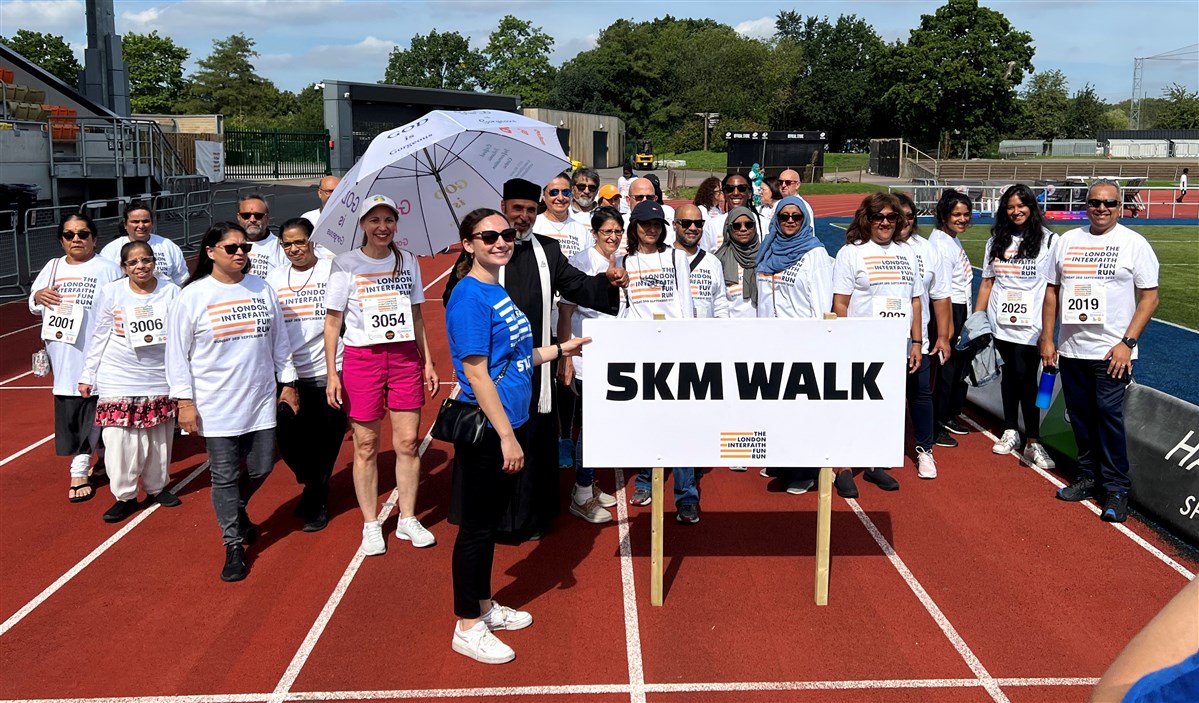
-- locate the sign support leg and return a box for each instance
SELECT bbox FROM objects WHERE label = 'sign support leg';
[814,466,833,605]
[651,466,665,606]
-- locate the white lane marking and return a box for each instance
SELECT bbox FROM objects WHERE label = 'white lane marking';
[0,323,39,339]
[0,696,265,703]
[646,676,1099,691]
[0,386,53,390]
[960,415,1195,580]
[0,370,33,385]
[612,468,646,703]
[847,498,1010,703]
[0,461,211,637]
[284,685,630,700]
[0,433,55,467]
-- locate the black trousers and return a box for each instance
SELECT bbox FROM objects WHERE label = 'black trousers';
[931,302,971,427]
[1059,357,1132,494]
[995,338,1041,437]
[452,424,526,618]
[276,379,347,507]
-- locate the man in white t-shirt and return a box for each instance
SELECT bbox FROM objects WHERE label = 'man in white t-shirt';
[672,204,729,319]
[778,169,801,198]
[616,164,634,214]
[302,175,340,226]
[237,193,288,278]
[627,177,674,233]
[568,168,600,227]
[1178,168,1188,203]
[1040,181,1159,523]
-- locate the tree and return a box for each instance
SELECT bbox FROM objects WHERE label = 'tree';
[178,34,282,128]
[1154,84,1199,129]
[277,83,324,131]
[480,16,556,106]
[884,0,1035,156]
[122,31,189,114]
[383,29,483,90]
[1064,83,1109,138]
[2,29,81,86]
[1020,69,1069,140]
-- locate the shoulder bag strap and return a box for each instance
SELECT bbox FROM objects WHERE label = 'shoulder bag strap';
[689,249,706,272]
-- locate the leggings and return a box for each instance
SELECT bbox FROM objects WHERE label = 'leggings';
[994,338,1041,438]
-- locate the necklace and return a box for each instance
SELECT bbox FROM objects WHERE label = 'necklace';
[287,262,317,293]
[541,215,569,235]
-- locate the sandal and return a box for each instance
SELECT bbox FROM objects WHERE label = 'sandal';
[69,481,95,503]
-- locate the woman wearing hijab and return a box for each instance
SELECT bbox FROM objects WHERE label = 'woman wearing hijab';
[713,206,761,319]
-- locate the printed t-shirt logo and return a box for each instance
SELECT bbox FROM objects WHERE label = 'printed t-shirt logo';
[206,297,270,341]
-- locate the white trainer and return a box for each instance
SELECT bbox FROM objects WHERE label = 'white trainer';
[570,496,613,524]
[992,429,1020,455]
[729,466,748,472]
[452,621,515,664]
[395,516,436,548]
[1024,442,1056,470]
[591,484,618,508]
[482,601,533,631]
[786,479,815,495]
[360,521,386,556]
[916,446,938,479]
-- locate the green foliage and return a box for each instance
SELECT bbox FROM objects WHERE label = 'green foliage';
[2,29,81,86]
[383,29,483,90]
[1103,107,1130,131]
[122,31,189,114]
[276,83,324,131]
[480,16,556,105]
[1064,84,1112,137]
[178,34,283,128]
[1021,69,1069,140]
[1154,84,1199,129]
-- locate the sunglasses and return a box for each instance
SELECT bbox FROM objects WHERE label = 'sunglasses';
[573,183,598,192]
[123,256,156,267]
[870,213,900,223]
[473,228,518,245]
[238,212,267,220]
[1087,198,1120,209]
[722,184,751,193]
[731,220,756,231]
[676,218,704,230]
[215,242,253,255]
[632,194,657,202]
[776,213,804,223]
[60,230,93,240]
[546,188,572,197]
[779,179,798,186]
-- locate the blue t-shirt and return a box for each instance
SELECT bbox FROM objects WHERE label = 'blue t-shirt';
[1124,650,1199,703]
[445,276,534,429]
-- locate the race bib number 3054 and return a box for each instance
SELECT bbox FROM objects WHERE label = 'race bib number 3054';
[363,296,414,344]
[125,302,168,349]
[1062,280,1105,325]
[41,302,83,344]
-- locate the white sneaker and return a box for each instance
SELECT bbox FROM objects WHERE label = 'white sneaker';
[1024,442,1056,470]
[360,521,386,556]
[916,446,938,479]
[992,430,1020,455]
[452,621,515,664]
[759,468,771,478]
[482,601,533,631]
[591,484,617,509]
[729,466,748,472]
[395,516,436,547]
[786,479,815,495]
[570,496,613,524]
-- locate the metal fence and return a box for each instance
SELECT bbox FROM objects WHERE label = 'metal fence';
[892,184,1193,220]
[224,129,331,180]
[0,210,20,299]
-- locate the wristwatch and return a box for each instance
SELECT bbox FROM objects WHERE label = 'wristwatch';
[1121,337,1137,350]
[281,380,297,389]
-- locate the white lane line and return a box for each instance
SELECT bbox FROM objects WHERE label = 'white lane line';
[0,323,39,339]
[285,685,630,700]
[646,676,1099,691]
[0,696,265,703]
[0,433,55,467]
[959,415,1195,580]
[0,370,33,385]
[847,498,1010,703]
[0,460,211,637]
[613,468,646,703]
[0,385,53,390]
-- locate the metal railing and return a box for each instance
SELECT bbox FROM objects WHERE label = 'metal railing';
[890,184,1195,220]
[224,128,331,180]
[0,210,21,298]
[48,117,189,190]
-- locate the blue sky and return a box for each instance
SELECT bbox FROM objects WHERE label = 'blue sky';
[2,0,1196,104]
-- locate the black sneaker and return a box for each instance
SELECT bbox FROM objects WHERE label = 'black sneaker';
[148,490,182,507]
[1056,476,1096,502]
[102,498,140,523]
[863,468,899,491]
[934,430,959,448]
[1101,491,1129,523]
[302,506,329,533]
[238,509,258,545]
[834,470,858,498]
[220,544,247,582]
[943,419,969,435]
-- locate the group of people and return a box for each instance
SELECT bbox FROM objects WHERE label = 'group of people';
[30,165,1158,665]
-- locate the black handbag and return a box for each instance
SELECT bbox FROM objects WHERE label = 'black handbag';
[431,357,511,445]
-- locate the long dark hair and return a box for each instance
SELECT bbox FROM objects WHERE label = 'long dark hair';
[934,189,972,232]
[185,222,250,287]
[454,208,507,279]
[845,192,905,245]
[625,217,667,254]
[694,176,721,209]
[990,184,1047,262]
[894,192,919,238]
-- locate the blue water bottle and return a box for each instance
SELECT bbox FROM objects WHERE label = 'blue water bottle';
[1035,366,1058,409]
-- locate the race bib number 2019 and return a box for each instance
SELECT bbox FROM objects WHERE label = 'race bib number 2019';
[362,296,414,344]
[1062,280,1105,325]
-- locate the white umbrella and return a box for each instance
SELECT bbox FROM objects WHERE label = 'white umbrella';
[311,109,570,256]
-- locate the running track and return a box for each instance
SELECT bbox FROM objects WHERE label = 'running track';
[0,195,1194,703]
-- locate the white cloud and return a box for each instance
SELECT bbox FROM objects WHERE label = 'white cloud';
[733,15,774,40]
[259,35,397,74]
[0,0,85,37]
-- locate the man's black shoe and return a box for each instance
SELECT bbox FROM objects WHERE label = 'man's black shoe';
[302,506,329,533]
[1101,491,1129,523]
[220,544,247,582]
[103,499,140,523]
[1056,476,1096,502]
[148,490,182,507]
[834,470,859,498]
[863,468,900,491]
[238,509,258,544]
[943,419,969,435]
[934,430,959,448]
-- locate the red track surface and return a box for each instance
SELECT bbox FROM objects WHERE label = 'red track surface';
[1,199,1194,703]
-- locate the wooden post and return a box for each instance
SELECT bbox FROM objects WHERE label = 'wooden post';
[651,312,666,607]
[815,312,838,606]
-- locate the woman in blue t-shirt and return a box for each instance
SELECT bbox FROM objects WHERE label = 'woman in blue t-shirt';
[444,208,591,665]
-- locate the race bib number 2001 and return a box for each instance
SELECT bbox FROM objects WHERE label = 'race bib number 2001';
[41,303,83,344]
[1062,280,1105,325]
[125,302,168,349]
[363,296,414,344]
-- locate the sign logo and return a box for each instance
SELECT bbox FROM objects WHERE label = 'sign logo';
[720,431,767,462]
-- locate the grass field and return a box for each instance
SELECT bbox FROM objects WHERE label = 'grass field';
[669,181,881,201]
[659,151,870,175]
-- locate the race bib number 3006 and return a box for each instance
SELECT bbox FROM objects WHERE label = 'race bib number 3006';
[126,302,168,349]
[363,296,414,344]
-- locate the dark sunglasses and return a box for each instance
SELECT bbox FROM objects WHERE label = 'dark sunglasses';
[675,218,704,230]
[779,179,798,186]
[238,211,267,220]
[731,220,756,231]
[123,256,156,267]
[215,242,253,255]
[60,230,93,240]
[776,212,804,223]
[546,188,572,197]
[632,193,657,202]
[473,228,518,245]
[573,183,598,192]
[870,213,900,223]
[722,184,751,194]
[1087,198,1120,209]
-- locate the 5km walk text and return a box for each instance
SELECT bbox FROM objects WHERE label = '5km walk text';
[605,362,886,401]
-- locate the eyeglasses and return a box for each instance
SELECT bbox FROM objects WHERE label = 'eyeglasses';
[632,194,657,202]
[779,179,799,186]
[238,211,267,220]
[596,228,624,236]
[123,257,155,267]
[472,228,518,245]
[546,188,572,197]
[573,183,598,192]
[676,218,703,230]
[60,230,93,240]
[722,184,750,193]
[215,242,253,255]
[731,220,756,231]
[776,213,804,223]
[281,241,309,250]
[1087,198,1120,209]
[869,213,900,223]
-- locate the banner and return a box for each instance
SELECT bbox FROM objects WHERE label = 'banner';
[195,141,225,183]
[1124,384,1199,545]
[580,318,909,468]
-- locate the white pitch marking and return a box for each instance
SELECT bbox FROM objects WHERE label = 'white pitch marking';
[284,684,630,700]
[0,385,54,390]
[0,322,39,339]
[613,468,647,703]
[0,696,267,703]
[0,369,33,385]
[0,433,55,467]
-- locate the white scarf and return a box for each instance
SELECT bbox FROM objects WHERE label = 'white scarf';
[499,234,552,414]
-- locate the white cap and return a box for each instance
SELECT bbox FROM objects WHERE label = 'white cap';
[358,194,399,221]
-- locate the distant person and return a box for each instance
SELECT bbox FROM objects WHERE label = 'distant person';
[701,173,763,252]
[616,164,634,214]
[778,169,802,198]
[758,177,782,222]
[568,167,601,227]
[627,177,674,234]
[1178,168,1188,203]
[236,193,288,278]
[642,173,675,224]
[596,184,622,210]
[694,176,723,220]
[928,190,976,449]
[99,201,189,285]
[302,175,341,226]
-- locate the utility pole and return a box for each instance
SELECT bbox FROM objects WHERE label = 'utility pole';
[695,112,719,151]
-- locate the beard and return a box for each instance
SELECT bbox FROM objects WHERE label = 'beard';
[574,196,594,209]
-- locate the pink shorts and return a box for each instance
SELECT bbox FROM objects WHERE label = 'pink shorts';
[342,342,425,422]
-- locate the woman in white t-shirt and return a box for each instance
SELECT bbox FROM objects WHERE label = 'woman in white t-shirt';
[694,176,723,221]
[29,213,123,503]
[712,206,761,319]
[927,189,975,448]
[324,194,439,557]
[79,240,182,523]
[975,184,1056,470]
[166,222,298,582]
[533,172,590,260]
[832,192,925,497]
[98,200,189,285]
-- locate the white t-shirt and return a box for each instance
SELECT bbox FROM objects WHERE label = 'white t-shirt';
[247,233,289,279]
[81,279,180,396]
[562,247,614,381]
[683,249,730,319]
[1181,173,1188,191]
[927,228,973,304]
[28,255,123,396]
[568,204,596,229]
[1043,223,1159,361]
[266,259,343,379]
[99,233,189,285]
[324,248,424,348]
[617,176,632,213]
[832,240,925,326]
[533,213,590,260]
[302,208,321,226]
[981,230,1054,346]
[701,211,767,252]
[722,263,757,319]
[166,275,297,437]
[618,248,694,320]
[755,249,834,320]
[905,235,953,355]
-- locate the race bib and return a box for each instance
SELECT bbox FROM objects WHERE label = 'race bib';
[362,296,414,344]
[41,303,83,344]
[125,302,168,349]
[1062,280,1105,325]
[998,289,1035,327]
[873,296,908,320]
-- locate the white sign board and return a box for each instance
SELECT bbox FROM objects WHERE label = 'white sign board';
[581,318,909,468]
[195,141,225,183]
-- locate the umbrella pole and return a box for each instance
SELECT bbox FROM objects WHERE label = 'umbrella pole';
[425,147,462,231]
